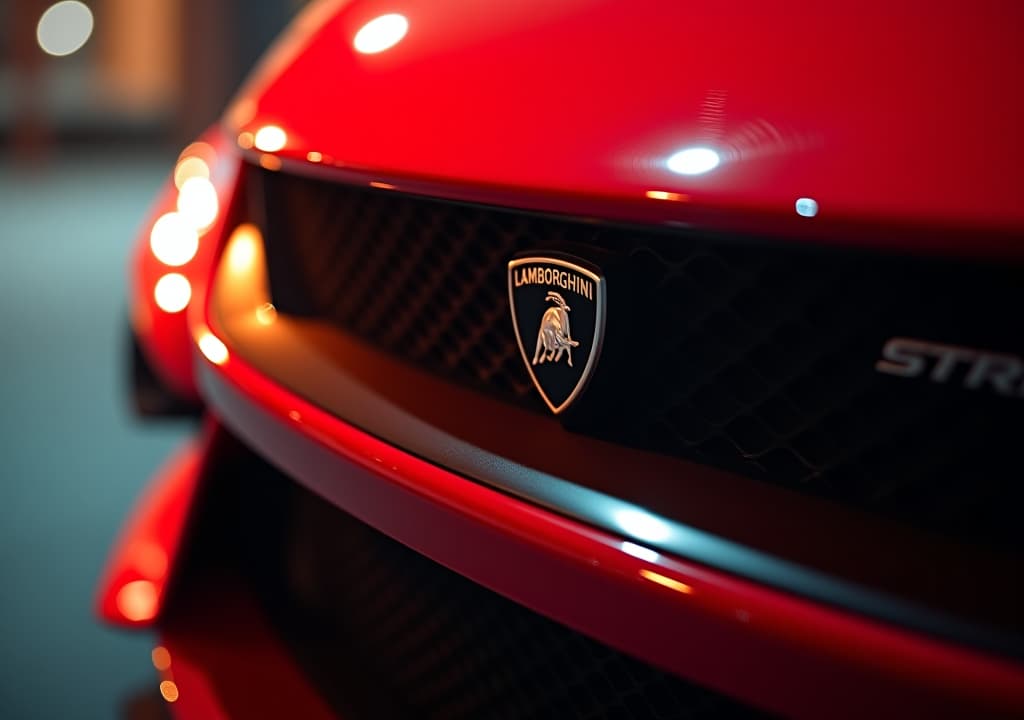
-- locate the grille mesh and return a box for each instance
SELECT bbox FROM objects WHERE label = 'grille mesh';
[254,166,1024,549]
[267,481,765,720]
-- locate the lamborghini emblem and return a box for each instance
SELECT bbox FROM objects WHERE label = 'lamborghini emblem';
[509,256,605,414]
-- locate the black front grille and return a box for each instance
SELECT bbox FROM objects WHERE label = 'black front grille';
[253,165,1024,549]
[260,476,764,720]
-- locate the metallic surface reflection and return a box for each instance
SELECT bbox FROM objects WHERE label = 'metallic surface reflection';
[639,569,694,595]
[667,147,721,175]
[353,13,409,54]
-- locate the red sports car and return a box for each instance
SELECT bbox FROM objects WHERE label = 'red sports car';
[98,1,1024,717]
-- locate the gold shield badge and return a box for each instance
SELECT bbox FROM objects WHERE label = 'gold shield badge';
[508,256,605,414]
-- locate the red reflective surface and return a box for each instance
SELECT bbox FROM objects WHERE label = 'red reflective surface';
[96,425,212,627]
[156,583,335,720]
[129,129,242,400]
[191,298,1024,718]
[230,0,1024,255]
[109,2,1024,716]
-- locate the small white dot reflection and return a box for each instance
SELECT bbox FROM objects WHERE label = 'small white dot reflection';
[795,197,819,217]
[620,542,659,563]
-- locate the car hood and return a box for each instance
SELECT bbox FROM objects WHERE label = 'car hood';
[227,0,1023,253]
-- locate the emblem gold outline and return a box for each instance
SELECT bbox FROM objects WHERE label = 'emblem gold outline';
[508,256,605,414]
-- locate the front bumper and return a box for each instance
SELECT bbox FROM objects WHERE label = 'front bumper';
[98,297,1024,718]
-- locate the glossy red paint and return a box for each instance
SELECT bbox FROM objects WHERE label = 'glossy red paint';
[192,304,1024,718]
[155,582,335,720]
[96,426,213,627]
[107,3,1024,716]
[230,0,1024,256]
[129,130,243,401]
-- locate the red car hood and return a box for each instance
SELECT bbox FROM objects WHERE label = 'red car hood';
[228,0,1023,252]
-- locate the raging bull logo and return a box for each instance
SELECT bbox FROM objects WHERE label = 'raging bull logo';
[533,291,579,367]
[509,256,605,414]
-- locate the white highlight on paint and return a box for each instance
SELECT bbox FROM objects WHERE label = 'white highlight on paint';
[614,509,672,543]
[667,147,721,175]
[197,332,229,365]
[795,197,819,217]
[354,14,409,54]
[620,542,660,563]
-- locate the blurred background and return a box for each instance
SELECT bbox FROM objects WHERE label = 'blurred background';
[0,1,305,717]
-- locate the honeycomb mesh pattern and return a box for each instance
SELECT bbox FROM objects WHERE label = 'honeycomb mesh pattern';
[254,166,1024,548]
[268,484,765,720]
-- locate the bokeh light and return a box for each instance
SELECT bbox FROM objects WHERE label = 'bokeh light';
[153,273,192,313]
[173,157,210,190]
[115,580,158,622]
[37,1,94,57]
[151,646,172,672]
[253,125,287,152]
[159,680,179,703]
[227,227,259,274]
[176,177,219,231]
[149,213,199,267]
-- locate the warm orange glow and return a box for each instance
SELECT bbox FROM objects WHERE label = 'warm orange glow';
[645,190,688,202]
[176,177,219,231]
[159,680,179,703]
[255,302,277,326]
[288,410,302,422]
[116,580,159,622]
[134,542,168,580]
[150,212,199,267]
[307,151,323,163]
[226,98,257,128]
[254,125,287,152]
[173,156,210,190]
[354,14,409,54]
[639,569,694,594]
[369,181,397,190]
[237,131,255,149]
[226,224,261,273]
[260,154,283,171]
[179,141,215,162]
[151,646,172,671]
[197,332,229,366]
[153,273,191,313]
